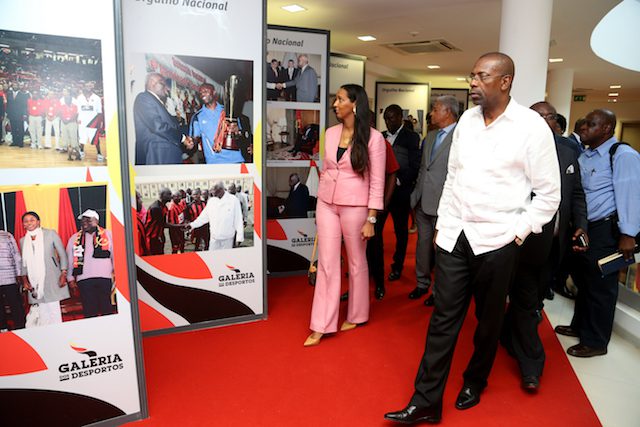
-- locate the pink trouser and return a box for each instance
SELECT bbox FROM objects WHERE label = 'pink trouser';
[310,199,370,333]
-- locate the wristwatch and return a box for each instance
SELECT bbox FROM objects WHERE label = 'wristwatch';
[367,216,377,224]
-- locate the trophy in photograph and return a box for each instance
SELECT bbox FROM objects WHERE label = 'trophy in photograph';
[222,74,240,151]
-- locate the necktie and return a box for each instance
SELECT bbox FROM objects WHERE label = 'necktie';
[430,129,446,159]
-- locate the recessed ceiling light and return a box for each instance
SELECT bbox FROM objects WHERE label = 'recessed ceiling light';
[357,35,376,42]
[427,65,441,69]
[548,58,564,63]
[607,98,618,103]
[281,4,306,13]
[456,77,467,81]
[608,92,619,97]
[609,84,622,89]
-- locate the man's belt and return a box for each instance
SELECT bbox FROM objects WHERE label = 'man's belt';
[588,212,617,227]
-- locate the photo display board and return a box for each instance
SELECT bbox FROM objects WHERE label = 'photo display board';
[0,0,145,425]
[375,82,430,138]
[122,0,265,333]
[327,52,365,128]
[265,26,329,273]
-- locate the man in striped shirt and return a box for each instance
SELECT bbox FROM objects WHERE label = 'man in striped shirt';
[188,189,209,251]
[167,191,186,254]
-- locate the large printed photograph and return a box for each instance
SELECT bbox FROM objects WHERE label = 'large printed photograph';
[266,51,321,103]
[135,176,254,256]
[266,107,320,161]
[0,183,117,331]
[127,53,254,166]
[0,29,106,168]
[266,166,318,220]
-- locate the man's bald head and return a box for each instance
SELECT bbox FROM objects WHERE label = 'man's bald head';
[478,52,515,80]
[580,109,617,148]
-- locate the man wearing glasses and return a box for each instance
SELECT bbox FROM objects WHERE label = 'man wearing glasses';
[385,52,560,424]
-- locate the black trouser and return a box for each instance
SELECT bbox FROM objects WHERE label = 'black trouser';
[9,117,24,146]
[148,237,165,255]
[502,220,554,377]
[570,218,619,349]
[0,283,26,330]
[78,278,115,318]
[388,188,411,274]
[366,211,389,289]
[410,232,519,408]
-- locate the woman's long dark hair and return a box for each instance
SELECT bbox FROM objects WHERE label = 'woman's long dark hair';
[341,84,371,177]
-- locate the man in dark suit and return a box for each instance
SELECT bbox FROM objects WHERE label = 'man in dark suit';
[279,173,309,218]
[6,81,30,147]
[409,96,459,303]
[283,59,299,101]
[382,104,421,282]
[567,117,586,153]
[501,101,588,391]
[266,59,283,101]
[279,54,318,103]
[134,73,194,165]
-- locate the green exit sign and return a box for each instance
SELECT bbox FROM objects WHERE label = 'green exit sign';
[574,95,586,102]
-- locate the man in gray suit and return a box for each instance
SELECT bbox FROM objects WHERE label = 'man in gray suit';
[410,96,459,305]
[278,54,318,103]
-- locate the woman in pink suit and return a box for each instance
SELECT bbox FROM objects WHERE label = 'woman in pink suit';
[305,84,386,346]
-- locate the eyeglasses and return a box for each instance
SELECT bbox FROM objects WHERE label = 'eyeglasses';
[466,73,511,83]
[539,113,558,121]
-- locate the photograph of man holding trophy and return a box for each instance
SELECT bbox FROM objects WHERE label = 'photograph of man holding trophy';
[130,53,254,165]
[189,76,253,164]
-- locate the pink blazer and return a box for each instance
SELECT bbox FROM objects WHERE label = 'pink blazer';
[317,124,386,210]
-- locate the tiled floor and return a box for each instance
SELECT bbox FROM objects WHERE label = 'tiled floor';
[544,294,640,427]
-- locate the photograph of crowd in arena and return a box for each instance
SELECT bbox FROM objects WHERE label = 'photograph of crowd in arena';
[0,184,117,331]
[0,29,106,168]
[135,177,254,256]
[129,53,254,166]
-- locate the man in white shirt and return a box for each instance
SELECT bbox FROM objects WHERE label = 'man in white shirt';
[188,182,244,250]
[76,82,103,161]
[385,52,560,424]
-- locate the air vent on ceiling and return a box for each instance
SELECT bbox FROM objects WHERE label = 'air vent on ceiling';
[385,39,461,55]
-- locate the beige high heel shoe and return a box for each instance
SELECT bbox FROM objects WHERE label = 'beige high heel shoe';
[340,321,357,331]
[304,332,323,347]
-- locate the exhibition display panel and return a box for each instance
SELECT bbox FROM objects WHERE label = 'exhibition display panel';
[0,0,146,424]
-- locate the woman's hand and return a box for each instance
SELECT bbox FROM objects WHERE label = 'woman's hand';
[361,221,375,240]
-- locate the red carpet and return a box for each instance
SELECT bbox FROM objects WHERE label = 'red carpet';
[132,226,601,426]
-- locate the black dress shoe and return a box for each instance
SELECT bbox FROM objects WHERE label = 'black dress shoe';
[375,286,385,300]
[408,287,428,299]
[555,285,576,299]
[384,404,442,424]
[554,325,579,337]
[545,288,555,300]
[388,270,401,281]
[424,294,435,306]
[455,386,481,410]
[567,344,607,358]
[521,375,540,392]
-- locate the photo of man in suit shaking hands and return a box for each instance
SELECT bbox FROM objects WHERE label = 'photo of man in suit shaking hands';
[277,54,319,103]
[134,72,194,165]
[409,95,459,305]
